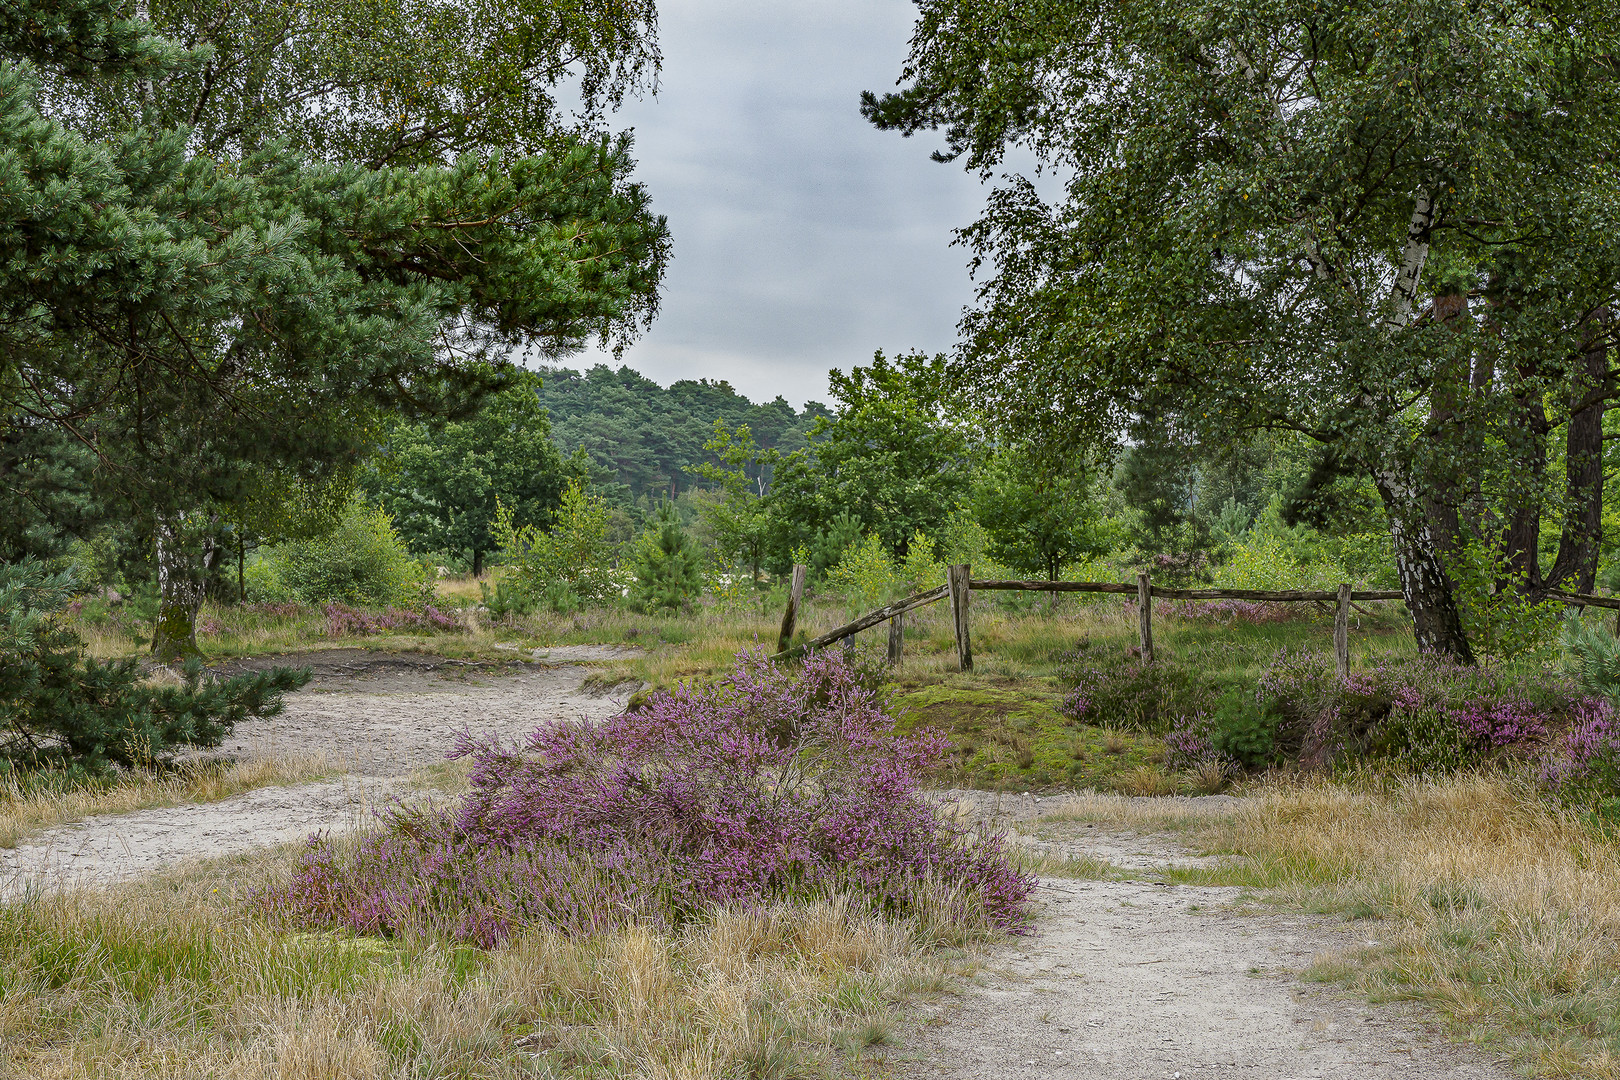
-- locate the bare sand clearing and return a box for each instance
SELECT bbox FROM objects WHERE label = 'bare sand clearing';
[0,649,635,893]
[1,657,1510,1076]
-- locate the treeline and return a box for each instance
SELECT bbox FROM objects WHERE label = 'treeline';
[535,365,831,504]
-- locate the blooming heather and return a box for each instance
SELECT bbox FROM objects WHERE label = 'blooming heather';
[270,649,1033,945]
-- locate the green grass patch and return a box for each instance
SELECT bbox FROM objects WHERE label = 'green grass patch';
[888,677,1172,792]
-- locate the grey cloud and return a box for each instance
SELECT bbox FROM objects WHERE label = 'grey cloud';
[573,0,986,408]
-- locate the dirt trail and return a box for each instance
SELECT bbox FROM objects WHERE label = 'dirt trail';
[0,649,635,895]
[891,793,1512,1080]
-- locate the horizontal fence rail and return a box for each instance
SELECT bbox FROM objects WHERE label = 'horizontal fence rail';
[770,565,1620,671]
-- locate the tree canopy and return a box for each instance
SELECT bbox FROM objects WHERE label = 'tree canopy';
[868,0,1620,661]
[1,0,669,657]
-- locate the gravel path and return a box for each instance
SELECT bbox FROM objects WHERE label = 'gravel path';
[0,649,634,895]
[889,795,1513,1080]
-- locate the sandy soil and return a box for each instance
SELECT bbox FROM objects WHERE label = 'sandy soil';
[0,649,635,895]
[887,793,1513,1080]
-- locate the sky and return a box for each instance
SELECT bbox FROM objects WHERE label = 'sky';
[571,0,991,409]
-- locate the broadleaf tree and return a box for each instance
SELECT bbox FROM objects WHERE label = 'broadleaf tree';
[867,0,1620,662]
[365,377,577,576]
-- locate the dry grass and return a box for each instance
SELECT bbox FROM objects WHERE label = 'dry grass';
[0,754,332,849]
[0,848,981,1080]
[1047,774,1620,1077]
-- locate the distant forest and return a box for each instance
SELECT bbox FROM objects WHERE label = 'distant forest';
[535,366,831,504]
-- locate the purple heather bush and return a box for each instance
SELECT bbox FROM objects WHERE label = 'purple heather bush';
[268,649,1033,946]
[322,602,461,636]
[1540,697,1620,794]
[1258,649,1575,770]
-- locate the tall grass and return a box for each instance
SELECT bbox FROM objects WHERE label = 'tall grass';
[0,850,981,1079]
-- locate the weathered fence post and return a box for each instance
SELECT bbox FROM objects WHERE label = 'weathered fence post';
[887,611,904,667]
[1136,572,1153,661]
[948,564,973,672]
[1334,582,1352,679]
[776,564,806,654]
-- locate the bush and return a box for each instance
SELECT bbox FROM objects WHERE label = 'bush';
[255,498,428,607]
[1257,650,1573,772]
[1207,688,1277,770]
[1060,645,1211,734]
[1,562,308,773]
[495,478,619,611]
[828,532,900,613]
[266,649,1033,946]
[628,500,704,613]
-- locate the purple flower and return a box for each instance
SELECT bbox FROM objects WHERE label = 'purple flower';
[264,648,1034,944]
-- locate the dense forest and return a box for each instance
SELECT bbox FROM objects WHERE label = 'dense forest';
[534,365,830,503]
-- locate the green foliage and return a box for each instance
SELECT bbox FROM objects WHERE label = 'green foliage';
[495,479,618,611]
[628,501,705,613]
[1562,614,1620,704]
[690,420,770,581]
[764,352,972,570]
[899,530,947,593]
[1207,689,1276,770]
[1449,541,1564,665]
[827,534,900,614]
[972,447,1105,580]
[254,499,428,608]
[365,380,574,575]
[0,562,308,773]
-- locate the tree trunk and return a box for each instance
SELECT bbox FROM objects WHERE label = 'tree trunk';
[1500,385,1550,590]
[1546,308,1610,594]
[472,548,484,578]
[1374,470,1475,664]
[152,515,218,663]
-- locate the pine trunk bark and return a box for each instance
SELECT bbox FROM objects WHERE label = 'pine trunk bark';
[1546,309,1610,594]
[1374,470,1475,664]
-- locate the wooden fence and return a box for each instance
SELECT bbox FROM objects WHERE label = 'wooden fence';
[771,564,1620,678]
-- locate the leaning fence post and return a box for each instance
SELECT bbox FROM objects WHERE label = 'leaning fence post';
[1137,572,1153,662]
[1334,582,1352,679]
[948,564,973,672]
[887,610,904,667]
[777,564,806,654]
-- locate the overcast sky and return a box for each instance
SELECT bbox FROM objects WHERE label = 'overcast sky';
[571,0,989,409]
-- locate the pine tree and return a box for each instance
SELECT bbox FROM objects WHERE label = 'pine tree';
[0,562,308,773]
[0,0,669,659]
[628,502,704,613]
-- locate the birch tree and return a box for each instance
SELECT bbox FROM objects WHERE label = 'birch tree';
[867,0,1620,662]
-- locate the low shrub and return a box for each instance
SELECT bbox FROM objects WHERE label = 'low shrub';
[1059,644,1211,734]
[253,498,429,607]
[1258,650,1577,772]
[321,602,461,636]
[1207,688,1277,769]
[267,649,1033,946]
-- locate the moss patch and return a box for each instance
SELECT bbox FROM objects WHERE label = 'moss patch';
[888,678,1171,793]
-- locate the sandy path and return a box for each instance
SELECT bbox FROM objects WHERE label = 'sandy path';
[0,650,635,894]
[890,796,1512,1080]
